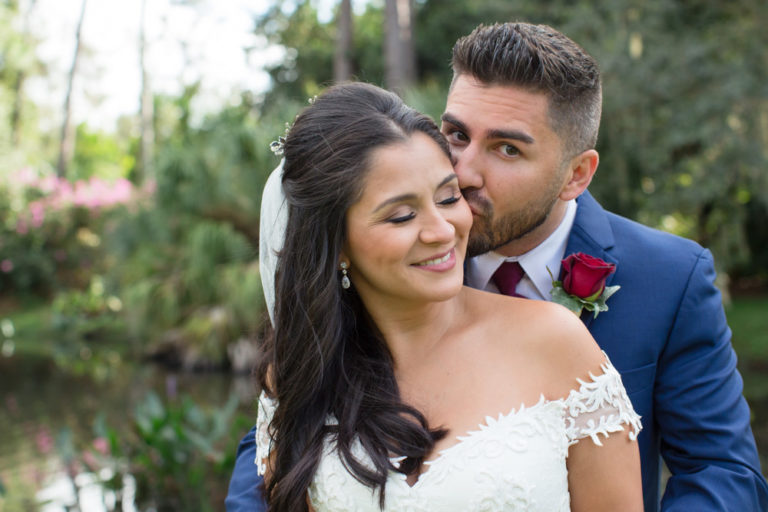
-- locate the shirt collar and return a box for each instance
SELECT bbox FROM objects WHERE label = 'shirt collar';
[466,199,578,300]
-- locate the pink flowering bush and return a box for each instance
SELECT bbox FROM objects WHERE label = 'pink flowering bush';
[0,168,151,295]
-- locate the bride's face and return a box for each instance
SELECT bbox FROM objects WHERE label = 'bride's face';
[342,132,472,308]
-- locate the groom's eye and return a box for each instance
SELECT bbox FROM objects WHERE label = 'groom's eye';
[446,129,468,143]
[500,144,520,157]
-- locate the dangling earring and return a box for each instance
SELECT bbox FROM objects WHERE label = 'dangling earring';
[340,262,351,289]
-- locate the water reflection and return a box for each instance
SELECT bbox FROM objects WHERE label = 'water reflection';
[37,470,136,512]
[0,354,257,511]
[2,352,765,510]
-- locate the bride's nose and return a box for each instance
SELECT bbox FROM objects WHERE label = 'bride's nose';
[419,210,456,245]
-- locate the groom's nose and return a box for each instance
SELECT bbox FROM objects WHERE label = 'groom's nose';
[452,144,483,192]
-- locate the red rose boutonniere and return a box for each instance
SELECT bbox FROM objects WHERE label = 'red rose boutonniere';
[548,252,620,318]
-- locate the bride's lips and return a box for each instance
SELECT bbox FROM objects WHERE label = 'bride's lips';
[411,248,456,272]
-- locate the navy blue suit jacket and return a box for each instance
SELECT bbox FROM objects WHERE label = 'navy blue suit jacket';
[225,191,767,511]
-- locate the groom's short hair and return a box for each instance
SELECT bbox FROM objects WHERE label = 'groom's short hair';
[451,22,602,158]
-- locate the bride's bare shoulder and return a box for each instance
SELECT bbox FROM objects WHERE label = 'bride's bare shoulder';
[462,287,579,330]
[462,287,605,397]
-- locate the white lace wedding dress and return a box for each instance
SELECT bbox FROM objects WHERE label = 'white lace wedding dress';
[255,355,641,511]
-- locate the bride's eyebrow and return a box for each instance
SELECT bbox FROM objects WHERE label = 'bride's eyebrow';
[437,173,459,189]
[372,193,416,214]
[371,173,458,213]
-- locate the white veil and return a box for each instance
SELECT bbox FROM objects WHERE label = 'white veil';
[258,162,287,323]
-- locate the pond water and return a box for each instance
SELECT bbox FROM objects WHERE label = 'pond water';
[1,353,766,511]
[0,354,258,511]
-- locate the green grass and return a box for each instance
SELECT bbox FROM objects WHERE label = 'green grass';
[726,296,768,402]
[0,298,53,357]
[727,296,768,361]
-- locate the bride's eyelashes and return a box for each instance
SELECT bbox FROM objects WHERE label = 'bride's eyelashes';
[385,196,461,224]
[388,211,416,224]
[438,195,461,206]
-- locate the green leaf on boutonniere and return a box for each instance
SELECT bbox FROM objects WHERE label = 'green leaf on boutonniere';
[549,279,621,318]
[550,282,587,314]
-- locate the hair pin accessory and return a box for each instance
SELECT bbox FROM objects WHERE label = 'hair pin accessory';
[269,122,293,156]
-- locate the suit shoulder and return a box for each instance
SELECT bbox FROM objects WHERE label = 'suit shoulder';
[571,195,718,306]
[603,211,713,274]
[606,210,702,252]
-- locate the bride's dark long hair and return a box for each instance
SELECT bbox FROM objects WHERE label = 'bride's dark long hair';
[256,82,449,511]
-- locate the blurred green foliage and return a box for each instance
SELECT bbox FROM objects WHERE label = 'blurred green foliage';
[0,175,117,295]
[71,124,135,181]
[84,391,249,511]
[98,93,282,368]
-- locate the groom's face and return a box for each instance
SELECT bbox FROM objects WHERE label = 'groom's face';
[441,75,571,258]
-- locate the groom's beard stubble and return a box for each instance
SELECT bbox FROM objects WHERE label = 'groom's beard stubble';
[464,189,558,258]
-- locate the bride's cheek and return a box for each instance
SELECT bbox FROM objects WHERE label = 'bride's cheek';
[458,202,473,237]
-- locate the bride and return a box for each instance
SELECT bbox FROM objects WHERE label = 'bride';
[255,82,643,511]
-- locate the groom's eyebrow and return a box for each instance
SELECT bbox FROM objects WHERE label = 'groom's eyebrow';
[441,113,467,132]
[441,113,534,144]
[487,128,534,144]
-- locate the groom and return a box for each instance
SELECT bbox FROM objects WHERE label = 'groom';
[226,22,767,511]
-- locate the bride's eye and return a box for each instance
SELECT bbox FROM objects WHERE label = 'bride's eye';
[438,195,460,206]
[388,211,416,224]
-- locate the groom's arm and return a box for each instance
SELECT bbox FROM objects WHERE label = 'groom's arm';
[225,425,267,511]
[655,249,768,511]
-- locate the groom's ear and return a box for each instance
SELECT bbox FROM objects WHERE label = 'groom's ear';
[559,149,599,201]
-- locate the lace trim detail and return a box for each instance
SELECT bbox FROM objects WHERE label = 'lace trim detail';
[563,352,642,446]
[255,392,277,476]
[253,355,642,472]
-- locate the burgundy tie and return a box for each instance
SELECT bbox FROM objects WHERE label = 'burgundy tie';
[492,261,525,297]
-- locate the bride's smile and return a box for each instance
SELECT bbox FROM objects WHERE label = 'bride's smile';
[411,248,455,270]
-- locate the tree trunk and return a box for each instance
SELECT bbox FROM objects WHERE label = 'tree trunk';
[398,0,416,87]
[10,71,25,147]
[137,0,154,183]
[11,0,38,146]
[56,0,88,178]
[334,0,353,83]
[384,0,415,93]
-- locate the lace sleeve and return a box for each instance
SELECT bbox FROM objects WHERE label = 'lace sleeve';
[255,391,277,475]
[564,353,642,447]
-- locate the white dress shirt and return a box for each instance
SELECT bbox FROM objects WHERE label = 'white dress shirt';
[465,199,578,301]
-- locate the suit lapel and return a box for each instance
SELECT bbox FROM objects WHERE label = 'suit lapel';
[563,191,618,329]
